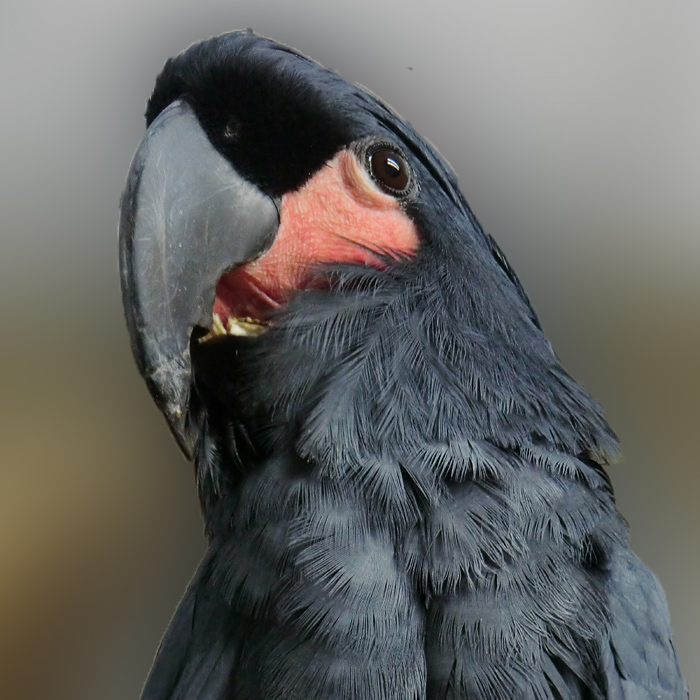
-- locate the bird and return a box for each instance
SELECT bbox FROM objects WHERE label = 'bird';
[119,30,688,700]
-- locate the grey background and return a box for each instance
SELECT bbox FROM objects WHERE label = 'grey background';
[0,1,697,698]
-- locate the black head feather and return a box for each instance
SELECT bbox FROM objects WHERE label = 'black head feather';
[148,32,377,196]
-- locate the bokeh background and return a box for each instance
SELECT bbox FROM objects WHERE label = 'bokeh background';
[1,1,697,697]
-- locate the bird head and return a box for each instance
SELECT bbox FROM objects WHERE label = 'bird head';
[120,31,618,474]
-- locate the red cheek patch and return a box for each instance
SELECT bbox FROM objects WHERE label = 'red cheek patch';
[213,150,419,322]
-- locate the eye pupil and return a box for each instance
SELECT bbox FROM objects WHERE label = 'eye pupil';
[369,147,410,194]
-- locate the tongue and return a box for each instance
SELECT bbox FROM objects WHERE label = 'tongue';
[213,268,282,324]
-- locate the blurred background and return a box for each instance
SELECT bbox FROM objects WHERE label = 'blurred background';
[1,1,697,697]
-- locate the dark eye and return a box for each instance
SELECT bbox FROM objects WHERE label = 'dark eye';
[367,145,412,195]
[223,117,240,141]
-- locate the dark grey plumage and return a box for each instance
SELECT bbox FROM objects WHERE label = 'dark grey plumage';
[124,31,688,700]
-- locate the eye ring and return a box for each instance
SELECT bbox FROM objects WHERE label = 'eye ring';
[363,142,414,197]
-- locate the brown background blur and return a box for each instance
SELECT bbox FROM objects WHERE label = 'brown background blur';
[1,1,697,698]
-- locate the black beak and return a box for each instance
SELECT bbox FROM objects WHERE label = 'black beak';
[119,100,279,458]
